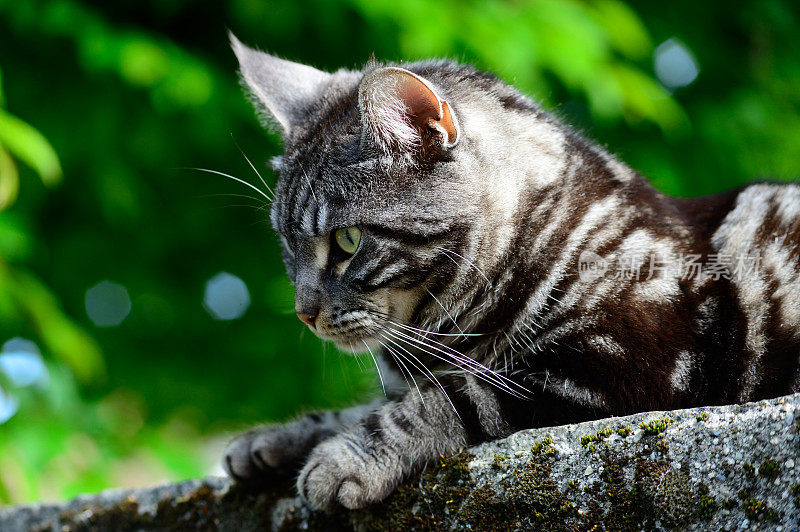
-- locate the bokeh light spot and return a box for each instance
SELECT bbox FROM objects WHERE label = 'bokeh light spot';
[203,272,251,320]
[85,280,132,327]
[2,337,40,356]
[0,338,48,388]
[0,386,19,424]
[654,38,699,90]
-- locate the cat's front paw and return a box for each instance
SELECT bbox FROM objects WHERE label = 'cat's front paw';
[223,425,321,482]
[297,435,396,511]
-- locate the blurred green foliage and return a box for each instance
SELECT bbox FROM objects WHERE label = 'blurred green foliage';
[0,0,797,504]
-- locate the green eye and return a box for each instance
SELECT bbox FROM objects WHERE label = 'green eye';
[334,226,361,255]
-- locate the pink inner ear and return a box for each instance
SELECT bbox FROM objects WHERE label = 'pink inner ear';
[395,72,458,145]
[396,73,442,123]
[440,101,458,145]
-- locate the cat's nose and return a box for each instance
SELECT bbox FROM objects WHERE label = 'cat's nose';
[297,312,317,328]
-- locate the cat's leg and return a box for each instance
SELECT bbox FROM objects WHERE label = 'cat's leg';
[223,401,384,481]
[297,376,511,510]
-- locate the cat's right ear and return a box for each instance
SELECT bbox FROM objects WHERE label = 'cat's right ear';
[230,33,331,137]
[358,66,460,155]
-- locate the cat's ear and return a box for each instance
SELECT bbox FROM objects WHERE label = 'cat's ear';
[358,66,460,154]
[230,33,331,137]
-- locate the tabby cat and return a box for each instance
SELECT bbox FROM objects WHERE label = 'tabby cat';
[222,34,800,511]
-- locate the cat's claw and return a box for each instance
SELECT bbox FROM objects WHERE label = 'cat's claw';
[297,436,390,511]
[223,426,311,481]
[223,430,262,481]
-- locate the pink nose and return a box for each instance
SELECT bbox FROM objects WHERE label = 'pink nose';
[297,313,317,327]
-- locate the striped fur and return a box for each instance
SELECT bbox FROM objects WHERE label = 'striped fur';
[223,39,800,510]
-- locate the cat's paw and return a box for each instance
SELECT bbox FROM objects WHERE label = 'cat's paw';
[297,435,395,511]
[223,425,316,482]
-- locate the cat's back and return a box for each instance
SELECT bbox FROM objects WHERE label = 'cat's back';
[709,182,800,400]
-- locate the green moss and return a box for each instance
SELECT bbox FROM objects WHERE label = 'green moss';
[638,418,674,436]
[442,436,579,531]
[599,453,641,528]
[40,481,287,532]
[580,427,615,446]
[44,499,147,532]
[743,462,755,480]
[458,484,515,532]
[655,438,669,454]
[617,425,633,437]
[741,497,779,522]
[350,429,741,530]
[507,437,573,523]
[439,453,474,483]
[791,483,800,508]
[652,468,696,527]
[696,483,717,520]
[758,458,779,479]
[531,436,555,456]
[695,413,709,422]
[359,452,477,531]
[491,454,507,470]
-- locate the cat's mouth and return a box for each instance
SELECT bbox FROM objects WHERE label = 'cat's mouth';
[329,334,383,354]
[309,310,385,354]
[313,328,383,355]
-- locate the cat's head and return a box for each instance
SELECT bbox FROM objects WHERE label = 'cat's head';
[231,35,567,352]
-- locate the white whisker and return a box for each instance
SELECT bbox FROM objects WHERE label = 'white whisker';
[183,167,272,201]
[435,246,491,285]
[426,289,466,338]
[361,338,387,397]
[231,134,276,200]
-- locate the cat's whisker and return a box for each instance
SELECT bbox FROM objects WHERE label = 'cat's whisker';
[381,325,530,400]
[208,204,271,214]
[230,133,276,200]
[377,332,460,418]
[198,192,266,203]
[367,310,484,337]
[375,338,413,391]
[183,167,273,202]
[375,336,424,405]
[347,340,368,372]
[382,326,525,402]
[367,311,512,388]
[391,320,484,338]
[425,289,466,339]
[434,246,491,286]
[361,338,387,397]
[386,324,531,398]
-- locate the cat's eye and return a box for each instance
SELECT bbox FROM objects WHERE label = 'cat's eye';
[334,226,361,255]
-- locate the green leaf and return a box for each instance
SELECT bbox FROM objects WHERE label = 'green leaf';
[0,109,62,186]
[591,0,652,60]
[0,143,19,211]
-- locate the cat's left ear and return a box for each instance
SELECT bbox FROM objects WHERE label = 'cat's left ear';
[230,33,331,137]
[359,67,460,154]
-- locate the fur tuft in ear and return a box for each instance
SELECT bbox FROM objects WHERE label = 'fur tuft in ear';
[358,67,459,154]
[230,32,332,137]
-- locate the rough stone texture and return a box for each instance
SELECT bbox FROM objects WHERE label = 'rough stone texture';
[2,394,800,531]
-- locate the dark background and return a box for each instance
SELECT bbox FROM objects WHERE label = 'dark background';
[0,0,797,503]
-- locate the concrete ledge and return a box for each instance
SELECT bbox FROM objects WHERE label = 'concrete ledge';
[2,394,800,531]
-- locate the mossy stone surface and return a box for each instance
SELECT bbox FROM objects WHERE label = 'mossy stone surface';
[3,393,800,531]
